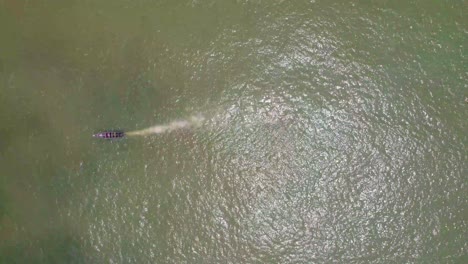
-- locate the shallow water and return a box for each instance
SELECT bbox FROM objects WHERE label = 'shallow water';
[0,0,466,263]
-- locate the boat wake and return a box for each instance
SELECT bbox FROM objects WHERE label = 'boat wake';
[125,115,205,137]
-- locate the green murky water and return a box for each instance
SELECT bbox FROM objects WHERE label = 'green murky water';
[0,0,466,263]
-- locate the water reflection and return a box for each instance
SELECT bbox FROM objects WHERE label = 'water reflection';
[0,0,466,263]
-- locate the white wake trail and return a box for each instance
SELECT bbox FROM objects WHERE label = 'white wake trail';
[126,115,205,137]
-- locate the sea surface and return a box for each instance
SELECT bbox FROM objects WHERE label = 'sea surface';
[0,0,466,263]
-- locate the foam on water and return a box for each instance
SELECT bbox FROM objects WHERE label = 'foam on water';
[125,115,205,137]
